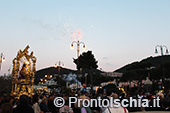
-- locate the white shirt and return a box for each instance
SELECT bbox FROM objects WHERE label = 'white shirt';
[32,102,41,113]
[103,106,128,113]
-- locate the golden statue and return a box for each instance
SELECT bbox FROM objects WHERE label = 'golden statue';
[11,45,36,98]
[19,63,29,79]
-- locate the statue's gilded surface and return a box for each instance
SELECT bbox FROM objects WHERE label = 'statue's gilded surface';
[11,45,36,97]
[19,63,29,79]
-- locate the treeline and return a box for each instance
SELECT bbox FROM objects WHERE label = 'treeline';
[0,75,12,95]
[121,61,170,82]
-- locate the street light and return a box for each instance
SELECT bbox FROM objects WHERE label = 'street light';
[71,40,86,92]
[50,75,53,78]
[45,75,48,78]
[155,45,169,56]
[71,40,86,59]
[155,45,169,89]
[0,53,5,70]
[54,61,64,75]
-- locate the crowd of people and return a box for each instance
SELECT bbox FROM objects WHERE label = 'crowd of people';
[0,89,170,113]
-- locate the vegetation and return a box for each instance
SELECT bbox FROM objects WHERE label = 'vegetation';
[73,51,98,86]
[121,61,170,82]
[73,51,98,70]
[78,71,115,86]
[118,55,170,91]
[0,75,12,95]
[115,55,170,73]
[34,54,170,91]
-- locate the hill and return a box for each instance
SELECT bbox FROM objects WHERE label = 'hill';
[34,67,77,84]
[34,67,103,85]
[114,55,170,73]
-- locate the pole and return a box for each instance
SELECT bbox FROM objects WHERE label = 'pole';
[90,67,94,93]
[71,40,85,93]
[58,66,60,75]
[84,73,87,85]
[160,46,163,56]
[58,61,61,75]
[0,61,2,70]
[0,53,3,70]
[77,41,79,93]
[55,61,64,76]
[77,41,80,59]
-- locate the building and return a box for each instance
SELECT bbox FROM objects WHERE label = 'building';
[101,72,123,77]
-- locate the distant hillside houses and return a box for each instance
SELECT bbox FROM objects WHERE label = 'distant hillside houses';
[101,72,123,77]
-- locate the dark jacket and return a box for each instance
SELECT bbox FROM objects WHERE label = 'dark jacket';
[13,103,34,113]
[40,103,50,113]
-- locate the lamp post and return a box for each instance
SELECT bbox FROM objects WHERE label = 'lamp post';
[155,45,169,90]
[54,61,64,76]
[0,53,5,71]
[71,40,85,92]
[155,45,169,56]
[71,40,85,60]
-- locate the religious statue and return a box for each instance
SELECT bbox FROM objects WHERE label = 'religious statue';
[11,45,36,98]
[19,63,29,80]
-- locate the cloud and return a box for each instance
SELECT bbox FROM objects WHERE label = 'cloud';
[102,57,109,60]
[31,19,54,30]
[22,15,98,42]
[22,17,75,41]
[105,63,113,66]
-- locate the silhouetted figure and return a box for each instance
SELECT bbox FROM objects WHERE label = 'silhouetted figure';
[13,95,34,113]
[40,98,50,113]
[1,103,13,113]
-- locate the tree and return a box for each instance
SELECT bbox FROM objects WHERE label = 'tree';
[73,51,98,87]
[0,75,12,94]
[73,51,98,70]
[121,62,153,82]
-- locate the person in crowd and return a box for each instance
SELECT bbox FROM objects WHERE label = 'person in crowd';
[1,103,13,113]
[100,93,109,113]
[102,93,129,113]
[0,95,12,107]
[48,95,56,113]
[74,91,92,113]
[32,94,43,113]
[59,96,74,113]
[90,93,100,113]
[13,95,34,113]
[12,99,19,109]
[38,95,44,104]
[40,98,50,113]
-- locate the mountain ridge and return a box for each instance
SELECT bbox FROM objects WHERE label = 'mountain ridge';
[114,55,170,73]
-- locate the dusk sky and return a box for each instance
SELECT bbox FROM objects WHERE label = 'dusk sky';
[0,0,170,75]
